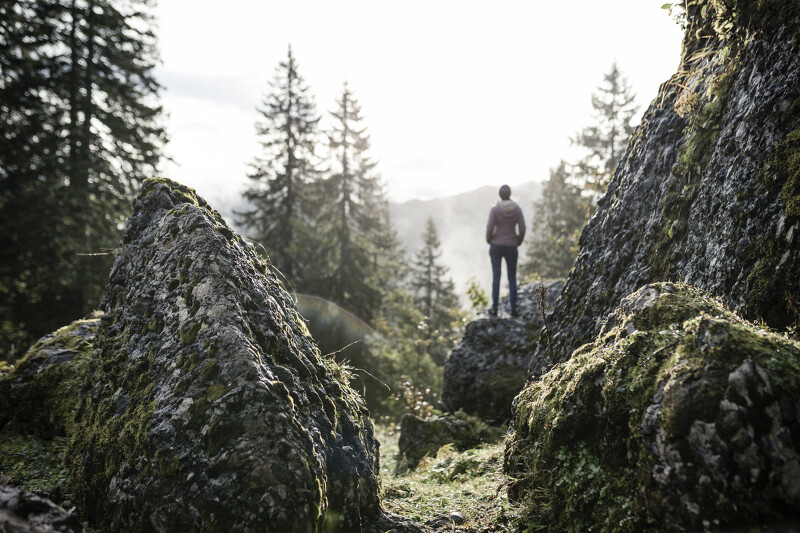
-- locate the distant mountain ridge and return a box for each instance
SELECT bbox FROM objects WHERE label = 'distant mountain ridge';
[390,181,542,304]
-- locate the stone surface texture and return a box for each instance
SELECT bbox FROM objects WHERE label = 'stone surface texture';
[65,178,415,532]
[0,485,83,533]
[505,283,800,531]
[441,281,562,421]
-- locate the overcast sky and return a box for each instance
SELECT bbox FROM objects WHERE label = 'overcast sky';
[154,1,684,208]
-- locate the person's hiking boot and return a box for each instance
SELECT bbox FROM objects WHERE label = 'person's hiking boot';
[488,306,498,316]
[510,308,519,318]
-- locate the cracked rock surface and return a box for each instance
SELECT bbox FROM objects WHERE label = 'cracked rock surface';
[66,178,418,532]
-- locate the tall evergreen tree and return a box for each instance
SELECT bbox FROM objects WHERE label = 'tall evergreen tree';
[572,62,639,196]
[409,217,461,365]
[313,82,387,322]
[238,46,321,284]
[0,0,166,359]
[523,162,589,279]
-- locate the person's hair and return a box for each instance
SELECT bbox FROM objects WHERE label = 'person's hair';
[499,184,511,200]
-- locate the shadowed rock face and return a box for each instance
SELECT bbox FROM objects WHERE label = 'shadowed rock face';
[0,485,83,533]
[530,10,800,373]
[506,283,800,531]
[441,281,562,422]
[65,178,402,532]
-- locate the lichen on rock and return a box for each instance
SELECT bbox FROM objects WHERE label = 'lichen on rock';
[505,282,800,531]
[64,178,411,532]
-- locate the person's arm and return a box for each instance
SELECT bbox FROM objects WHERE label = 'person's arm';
[486,208,496,244]
[517,207,526,245]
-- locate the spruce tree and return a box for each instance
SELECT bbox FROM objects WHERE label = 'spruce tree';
[313,82,386,322]
[409,217,461,365]
[0,0,166,359]
[523,162,589,279]
[238,46,321,285]
[572,62,639,196]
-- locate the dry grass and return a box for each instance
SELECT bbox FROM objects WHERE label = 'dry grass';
[376,424,521,532]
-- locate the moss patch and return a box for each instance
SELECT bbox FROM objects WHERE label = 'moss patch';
[0,428,69,499]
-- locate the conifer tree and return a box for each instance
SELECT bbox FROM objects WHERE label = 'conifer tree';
[313,82,387,322]
[523,162,589,279]
[0,0,166,358]
[572,62,639,196]
[238,46,321,284]
[409,217,461,365]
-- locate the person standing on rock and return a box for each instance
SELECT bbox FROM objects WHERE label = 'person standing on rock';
[486,184,525,317]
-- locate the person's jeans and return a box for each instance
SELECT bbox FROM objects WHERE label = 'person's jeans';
[490,244,518,312]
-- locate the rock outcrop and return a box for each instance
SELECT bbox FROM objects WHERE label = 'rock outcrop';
[0,485,83,533]
[505,283,800,531]
[65,178,414,532]
[441,281,562,421]
[530,4,800,373]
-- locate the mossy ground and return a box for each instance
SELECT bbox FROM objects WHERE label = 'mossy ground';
[0,428,69,500]
[377,424,520,532]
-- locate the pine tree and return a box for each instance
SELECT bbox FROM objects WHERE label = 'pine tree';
[0,0,166,358]
[409,217,461,366]
[523,162,589,279]
[238,46,321,284]
[572,62,639,196]
[313,82,387,322]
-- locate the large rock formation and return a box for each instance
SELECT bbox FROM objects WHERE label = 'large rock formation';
[530,3,800,373]
[65,178,416,532]
[505,283,800,531]
[441,281,562,421]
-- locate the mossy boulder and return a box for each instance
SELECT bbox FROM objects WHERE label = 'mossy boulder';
[505,283,800,531]
[65,178,416,532]
[0,314,99,502]
[441,281,562,422]
[0,314,98,437]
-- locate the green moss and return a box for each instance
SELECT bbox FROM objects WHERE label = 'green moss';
[190,397,211,427]
[155,448,181,478]
[205,417,245,456]
[206,383,231,402]
[143,177,200,206]
[764,126,800,217]
[201,360,219,381]
[0,428,69,498]
[0,315,98,437]
[648,62,737,279]
[181,321,202,346]
[747,120,800,329]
